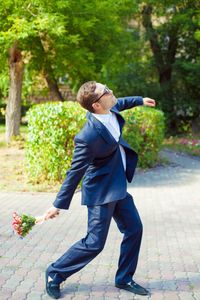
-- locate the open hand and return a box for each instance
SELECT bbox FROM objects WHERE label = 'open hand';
[143,97,156,107]
[44,207,60,220]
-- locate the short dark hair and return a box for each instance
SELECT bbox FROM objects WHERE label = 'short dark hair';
[76,81,99,112]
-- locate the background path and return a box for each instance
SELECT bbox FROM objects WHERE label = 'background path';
[0,150,200,300]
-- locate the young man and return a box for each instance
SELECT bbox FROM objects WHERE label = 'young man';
[44,81,156,299]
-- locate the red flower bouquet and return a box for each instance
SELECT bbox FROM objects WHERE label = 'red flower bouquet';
[12,212,45,238]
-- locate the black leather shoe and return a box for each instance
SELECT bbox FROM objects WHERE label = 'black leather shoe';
[45,271,61,299]
[115,280,150,296]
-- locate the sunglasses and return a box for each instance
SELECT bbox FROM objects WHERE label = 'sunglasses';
[93,85,111,103]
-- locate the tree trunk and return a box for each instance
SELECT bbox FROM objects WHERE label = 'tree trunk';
[159,66,172,84]
[141,4,179,128]
[5,44,24,144]
[141,5,178,86]
[37,37,64,101]
[44,72,64,101]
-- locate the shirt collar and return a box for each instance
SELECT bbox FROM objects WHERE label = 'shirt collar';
[92,111,112,124]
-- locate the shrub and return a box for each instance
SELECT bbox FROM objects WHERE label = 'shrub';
[122,107,165,168]
[25,101,86,183]
[26,102,165,183]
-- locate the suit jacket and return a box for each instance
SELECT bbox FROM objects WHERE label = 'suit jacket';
[53,96,143,209]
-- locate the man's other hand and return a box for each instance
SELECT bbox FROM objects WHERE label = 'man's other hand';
[44,207,60,220]
[143,97,156,107]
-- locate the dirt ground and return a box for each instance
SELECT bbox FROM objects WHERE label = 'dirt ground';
[0,142,27,191]
[0,130,61,192]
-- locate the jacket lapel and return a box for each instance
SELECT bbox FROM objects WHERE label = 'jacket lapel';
[110,106,125,133]
[86,112,117,145]
[86,107,126,145]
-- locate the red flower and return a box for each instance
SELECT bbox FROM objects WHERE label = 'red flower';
[12,212,36,238]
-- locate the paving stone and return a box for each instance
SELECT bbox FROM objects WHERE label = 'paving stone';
[0,150,200,299]
[0,287,13,299]
[162,291,181,300]
[26,291,43,299]
[11,290,30,300]
[175,291,196,300]
[2,278,21,290]
[71,296,89,300]
[149,291,165,300]
[193,292,200,300]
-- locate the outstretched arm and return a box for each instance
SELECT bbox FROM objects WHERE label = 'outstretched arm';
[44,137,94,218]
[114,96,156,111]
[114,96,143,111]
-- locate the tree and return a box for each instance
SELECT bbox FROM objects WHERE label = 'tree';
[0,0,135,142]
[6,43,24,141]
[105,0,200,130]
[0,0,67,142]
[140,0,200,128]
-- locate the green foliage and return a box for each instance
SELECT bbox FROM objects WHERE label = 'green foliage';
[0,0,135,97]
[25,101,86,183]
[0,71,9,98]
[0,0,199,135]
[26,102,165,183]
[171,60,200,121]
[122,107,165,168]
[108,0,200,131]
[21,214,36,237]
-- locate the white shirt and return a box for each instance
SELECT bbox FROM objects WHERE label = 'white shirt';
[92,111,126,171]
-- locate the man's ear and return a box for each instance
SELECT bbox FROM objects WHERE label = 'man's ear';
[92,102,99,112]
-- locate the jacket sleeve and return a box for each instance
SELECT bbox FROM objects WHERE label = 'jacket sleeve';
[53,137,94,210]
[114,96,143,112]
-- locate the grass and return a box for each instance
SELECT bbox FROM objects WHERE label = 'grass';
[0,123,28,134]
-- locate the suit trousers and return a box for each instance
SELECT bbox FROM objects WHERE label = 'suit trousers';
[47,192,143,285]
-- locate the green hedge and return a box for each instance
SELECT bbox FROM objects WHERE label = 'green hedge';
[25,102,165,183]
[25,102,86,183]
[122,106,165,168]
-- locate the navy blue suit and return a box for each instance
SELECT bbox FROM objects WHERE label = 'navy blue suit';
[47,96,144,285]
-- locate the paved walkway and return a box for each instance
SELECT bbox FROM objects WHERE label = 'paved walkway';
[0,150,200,300]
